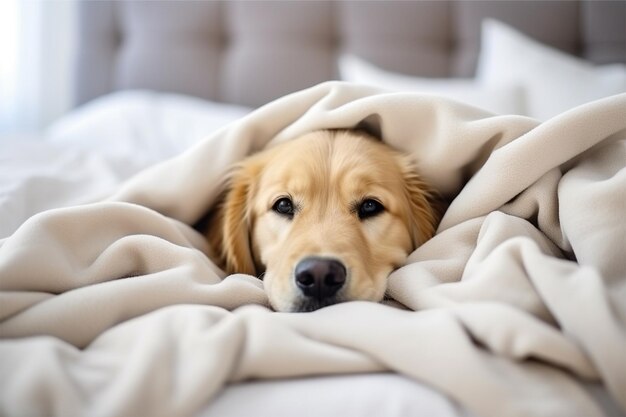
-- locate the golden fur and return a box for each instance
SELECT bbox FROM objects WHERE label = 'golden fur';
[206,130,440,312]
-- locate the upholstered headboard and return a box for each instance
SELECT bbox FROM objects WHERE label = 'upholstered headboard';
[74,0,626,108]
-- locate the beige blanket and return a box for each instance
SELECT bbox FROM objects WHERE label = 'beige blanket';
[1,82,625,417]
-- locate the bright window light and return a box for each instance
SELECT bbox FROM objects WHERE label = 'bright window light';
[0,0,20,129]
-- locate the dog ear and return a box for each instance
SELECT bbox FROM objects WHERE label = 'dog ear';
[206,165,258,276]
[399,158,442,249]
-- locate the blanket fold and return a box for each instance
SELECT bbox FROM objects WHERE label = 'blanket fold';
[1,82,625,417]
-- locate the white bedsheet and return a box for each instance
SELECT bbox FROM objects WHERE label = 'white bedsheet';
[201,375,622,417]
[200,374,473,417]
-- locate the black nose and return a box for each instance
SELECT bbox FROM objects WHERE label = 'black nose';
[294,257,346,300]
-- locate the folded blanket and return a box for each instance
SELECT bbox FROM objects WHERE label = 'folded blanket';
[1,82,625,417]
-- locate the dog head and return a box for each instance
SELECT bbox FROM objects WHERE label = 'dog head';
[206,130,439,312]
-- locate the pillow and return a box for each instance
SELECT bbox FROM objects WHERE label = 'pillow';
[339,54,524,116]
[47,91,251,160]
[476,19,626,121]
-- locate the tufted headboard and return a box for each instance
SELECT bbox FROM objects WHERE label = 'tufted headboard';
[74,0,626,109]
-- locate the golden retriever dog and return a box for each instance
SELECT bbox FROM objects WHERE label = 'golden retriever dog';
[206,130,440,312]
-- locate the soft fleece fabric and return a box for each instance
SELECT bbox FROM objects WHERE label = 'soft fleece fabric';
[1,82,625,417]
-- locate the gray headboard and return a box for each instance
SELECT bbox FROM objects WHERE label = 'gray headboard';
[74,0,626,109]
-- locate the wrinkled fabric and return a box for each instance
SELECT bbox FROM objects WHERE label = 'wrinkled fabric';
[1,83,625,417]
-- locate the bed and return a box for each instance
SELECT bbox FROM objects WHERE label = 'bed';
[1,2,625,417]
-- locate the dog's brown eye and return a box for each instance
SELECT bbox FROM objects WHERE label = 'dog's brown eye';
[358,199,384,219]
[273,197,295,217]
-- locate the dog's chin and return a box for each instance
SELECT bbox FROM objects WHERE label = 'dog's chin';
[269,293,345,312]
[289,295,344,313]
[265,270,389,312]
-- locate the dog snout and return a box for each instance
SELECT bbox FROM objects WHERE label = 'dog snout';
[294,257,346,300]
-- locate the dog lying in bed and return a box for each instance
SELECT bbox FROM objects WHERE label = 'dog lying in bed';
[206,130,441,312]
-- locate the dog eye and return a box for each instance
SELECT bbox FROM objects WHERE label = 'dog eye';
[273,197,295,217]
[358,199,384,219]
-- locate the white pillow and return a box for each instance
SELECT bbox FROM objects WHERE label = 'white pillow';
[47,91,251,161]
[476,19,626,121]
[339,54,524,116]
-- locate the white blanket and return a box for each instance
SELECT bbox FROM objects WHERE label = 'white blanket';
[1,82,625,417]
